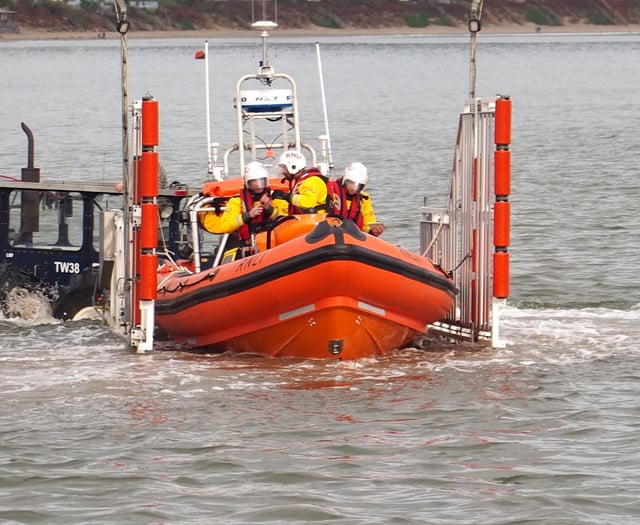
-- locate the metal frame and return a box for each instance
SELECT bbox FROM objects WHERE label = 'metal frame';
[420,97,506,347]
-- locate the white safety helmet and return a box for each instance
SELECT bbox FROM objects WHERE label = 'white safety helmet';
[243,161,269,190]
[277,150,307,177]
[343,162,368,191]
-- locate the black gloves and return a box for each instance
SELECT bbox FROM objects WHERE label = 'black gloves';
[271,190,290,202]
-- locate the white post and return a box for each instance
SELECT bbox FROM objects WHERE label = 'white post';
[204,41,216,179]
[315,43,333,174]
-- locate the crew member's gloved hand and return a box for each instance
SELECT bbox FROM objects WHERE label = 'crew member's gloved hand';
[369,223,385,236]
[271,190,290,202]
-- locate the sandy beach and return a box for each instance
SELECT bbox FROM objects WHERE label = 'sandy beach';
[3,22,640,42]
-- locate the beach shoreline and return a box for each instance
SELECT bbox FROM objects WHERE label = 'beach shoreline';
[3,22,640,42]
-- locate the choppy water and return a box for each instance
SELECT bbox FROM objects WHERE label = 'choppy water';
[1,31,640,524]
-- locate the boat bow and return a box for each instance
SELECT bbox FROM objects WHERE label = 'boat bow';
[155,218,457,359]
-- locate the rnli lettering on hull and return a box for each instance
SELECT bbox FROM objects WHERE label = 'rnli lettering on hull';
[235,252,266,272]
[54,261,81,273]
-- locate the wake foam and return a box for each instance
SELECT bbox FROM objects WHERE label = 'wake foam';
[0,287,56,324]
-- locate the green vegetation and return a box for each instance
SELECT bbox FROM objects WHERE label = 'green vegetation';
[431,17,454,27]
[525,6,561,26]
[176,18,195,30]
[8,0,111,30]
[401,14,452,29]
[310,14,339,29]
[586,11,614,25]
[7,1,640,33]
[403,13,429,29]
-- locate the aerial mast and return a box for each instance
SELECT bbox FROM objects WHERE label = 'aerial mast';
[468,0,484,98]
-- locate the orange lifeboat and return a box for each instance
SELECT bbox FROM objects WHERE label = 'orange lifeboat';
[155,218,457,360]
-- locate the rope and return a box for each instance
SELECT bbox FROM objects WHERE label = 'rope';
[159,271,218,294]
[421,216,446,258]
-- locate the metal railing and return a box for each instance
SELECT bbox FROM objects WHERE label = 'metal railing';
[420,96,510,348]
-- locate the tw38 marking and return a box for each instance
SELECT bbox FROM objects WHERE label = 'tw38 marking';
[54,261,81,274]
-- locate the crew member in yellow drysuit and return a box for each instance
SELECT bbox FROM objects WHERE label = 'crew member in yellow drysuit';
[327,162,385,236]
[216,161,289,257]
[271,150,328,214]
